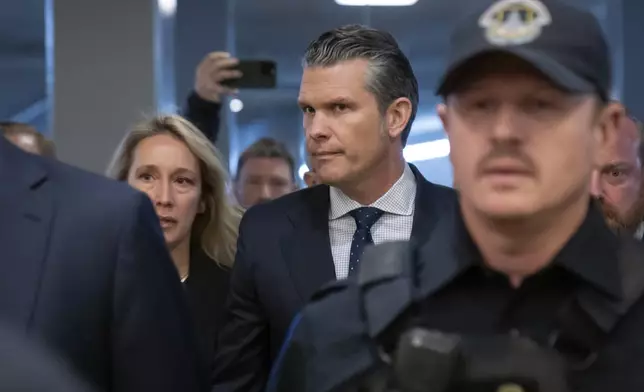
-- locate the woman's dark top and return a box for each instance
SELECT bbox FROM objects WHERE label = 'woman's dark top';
[183,248,230,373]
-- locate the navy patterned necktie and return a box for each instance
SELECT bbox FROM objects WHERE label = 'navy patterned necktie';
[348,207,384,277]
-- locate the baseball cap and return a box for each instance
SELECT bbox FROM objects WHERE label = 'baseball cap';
[435,0,612,100]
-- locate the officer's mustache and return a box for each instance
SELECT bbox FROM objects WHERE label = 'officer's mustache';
[476,145,536,177]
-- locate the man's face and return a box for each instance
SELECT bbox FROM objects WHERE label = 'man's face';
[298,59,408,189]
[591,116,644,231]
[234,157,295,208]
[439,54,615,221]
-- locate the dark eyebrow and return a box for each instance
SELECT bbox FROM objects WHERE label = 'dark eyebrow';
[135,165,197,177]
[329,97,354,104]
[298,96,356,109]
[135,164,158,172]
[176,170,199,180]
[600,162,630,172]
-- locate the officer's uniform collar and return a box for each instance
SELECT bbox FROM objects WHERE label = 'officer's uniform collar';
[416,201,623,300]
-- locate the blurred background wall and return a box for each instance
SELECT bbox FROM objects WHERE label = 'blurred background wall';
[0,0,640,186]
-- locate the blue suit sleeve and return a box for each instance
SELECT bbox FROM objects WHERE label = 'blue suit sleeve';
[111,192,206,392]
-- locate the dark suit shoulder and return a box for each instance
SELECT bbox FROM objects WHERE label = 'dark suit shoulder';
[44,158,140,203]
[241,185,328,227]
[31,157,156,252]
[40,157,151,234]
[416,174,457,202]
[429,181,457,198]
[430,182,458,213]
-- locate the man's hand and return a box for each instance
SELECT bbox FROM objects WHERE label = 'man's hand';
[194,52,242,103]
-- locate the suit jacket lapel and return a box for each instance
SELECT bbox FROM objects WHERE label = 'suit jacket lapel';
[409,164,444,243]
[281,186,336,303]
[415,201,474,298]
[0,138,53,329]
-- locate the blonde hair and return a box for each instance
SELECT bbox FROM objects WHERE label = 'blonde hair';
[107,114,242,268]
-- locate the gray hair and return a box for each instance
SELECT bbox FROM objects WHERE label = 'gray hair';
[303,24,419,146]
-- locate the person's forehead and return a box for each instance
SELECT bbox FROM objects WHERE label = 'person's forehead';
[596,148,635,175]
[302,59,370,81]
[621,116,641,138]
[299,60,370,101]
[241,157,291,177]
[134,134,198,165]
[602,121,640,160]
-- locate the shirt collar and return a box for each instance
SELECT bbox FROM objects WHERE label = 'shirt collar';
[447,202,623,299]
[549,204,622,298]
[329,164,416,220]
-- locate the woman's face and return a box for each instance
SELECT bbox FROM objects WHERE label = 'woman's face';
[127,134,204,250]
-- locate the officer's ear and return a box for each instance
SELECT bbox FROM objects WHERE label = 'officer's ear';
[437,102,455,169]
[437,103,449,135]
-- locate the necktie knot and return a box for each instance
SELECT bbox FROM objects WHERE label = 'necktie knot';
[349,207,384,231]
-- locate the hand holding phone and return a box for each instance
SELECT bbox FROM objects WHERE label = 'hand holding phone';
[194,52,242,103]
[220,60,277,89]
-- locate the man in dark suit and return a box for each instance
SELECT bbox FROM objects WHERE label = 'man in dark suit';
[211,25,457,392]
[0,136,205,392]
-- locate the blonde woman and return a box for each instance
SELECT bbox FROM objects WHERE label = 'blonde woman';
[107,114,242,370]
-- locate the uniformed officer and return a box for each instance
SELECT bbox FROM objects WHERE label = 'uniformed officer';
[268,0,644,391]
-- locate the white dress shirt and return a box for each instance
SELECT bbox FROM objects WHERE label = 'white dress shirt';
[328,164,417,279]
